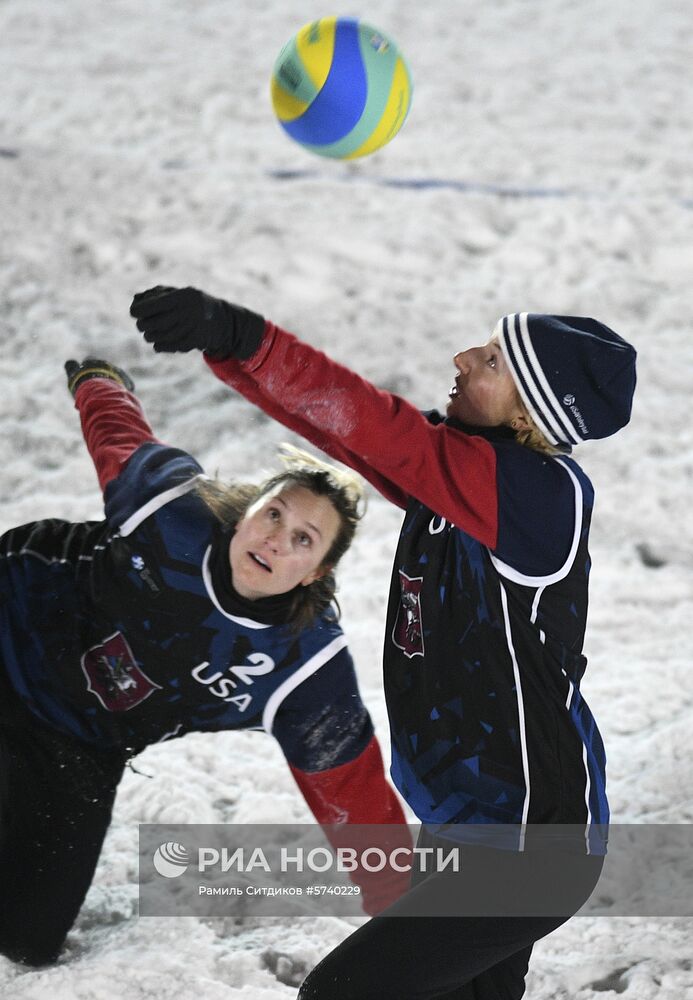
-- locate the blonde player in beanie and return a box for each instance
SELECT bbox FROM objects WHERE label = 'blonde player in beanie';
[133,285,636,1000]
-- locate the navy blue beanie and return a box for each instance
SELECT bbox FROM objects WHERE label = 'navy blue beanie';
[495,313,637,448]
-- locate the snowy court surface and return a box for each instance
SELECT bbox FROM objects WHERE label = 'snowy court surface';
[1,0,692,996]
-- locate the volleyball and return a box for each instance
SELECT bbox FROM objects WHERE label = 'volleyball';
[270,17,412,159]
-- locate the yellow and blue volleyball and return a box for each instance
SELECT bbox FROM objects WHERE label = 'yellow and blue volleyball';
[270,17,412,159]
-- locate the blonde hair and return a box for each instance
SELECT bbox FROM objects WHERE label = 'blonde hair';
[512,401,564,456]
[196,446,365,629]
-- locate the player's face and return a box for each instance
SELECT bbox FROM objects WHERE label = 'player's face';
[229,484,341,601]
[447,338,526,428]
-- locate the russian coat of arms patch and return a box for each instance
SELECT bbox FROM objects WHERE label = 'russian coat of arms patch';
[81,631,161,711]
[392,571,425,658]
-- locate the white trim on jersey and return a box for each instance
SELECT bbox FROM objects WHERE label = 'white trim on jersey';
[201,546,271,630]
[117,475,206,537]
[499,581,531,849]
[530,588,547,643]
[561,670,593,843]
[530,586,545,624]
[262,634,349,735]
[488,458,583,586]
[1,545,107,566]
[581,741,593,855]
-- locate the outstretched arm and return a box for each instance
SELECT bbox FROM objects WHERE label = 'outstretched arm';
[131,288,498,544]
[67,358,160,492]
[206,321,498,546]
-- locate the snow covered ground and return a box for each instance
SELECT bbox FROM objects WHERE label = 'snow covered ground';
[1,0,692,996]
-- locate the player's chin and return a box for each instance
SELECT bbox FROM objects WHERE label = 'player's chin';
[446,398,463,420]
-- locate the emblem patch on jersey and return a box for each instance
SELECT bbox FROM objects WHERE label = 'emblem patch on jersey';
[81,631,161,711]
[130,552,162,596]
[392,571,425,658]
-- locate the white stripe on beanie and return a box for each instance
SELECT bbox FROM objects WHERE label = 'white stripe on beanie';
[515,313,582,445]
[495,314,564,445]
[497,313,582,447]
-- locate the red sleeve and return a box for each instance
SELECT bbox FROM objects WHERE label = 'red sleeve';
[74,378,160,493]
[205,335,409,509]
[206,322,499,546]
[290,736,413,915]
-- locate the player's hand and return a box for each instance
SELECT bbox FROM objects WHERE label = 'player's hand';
[64,358,135,397]
[130,285,266,360]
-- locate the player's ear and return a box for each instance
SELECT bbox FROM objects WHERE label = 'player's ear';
[510,413,531,431]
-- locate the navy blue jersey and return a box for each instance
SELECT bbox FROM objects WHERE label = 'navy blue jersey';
[385,418,608,848]
[0,444,370,766]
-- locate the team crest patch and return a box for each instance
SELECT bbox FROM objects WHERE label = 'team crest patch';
[81,631,161,711]
[392,571,425,658]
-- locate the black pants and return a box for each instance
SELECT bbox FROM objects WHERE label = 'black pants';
[298,827,604,1000]
[0,677,124,966]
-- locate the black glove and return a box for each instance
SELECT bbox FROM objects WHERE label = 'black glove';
[65,358,135,397]
[129,285,266,360]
